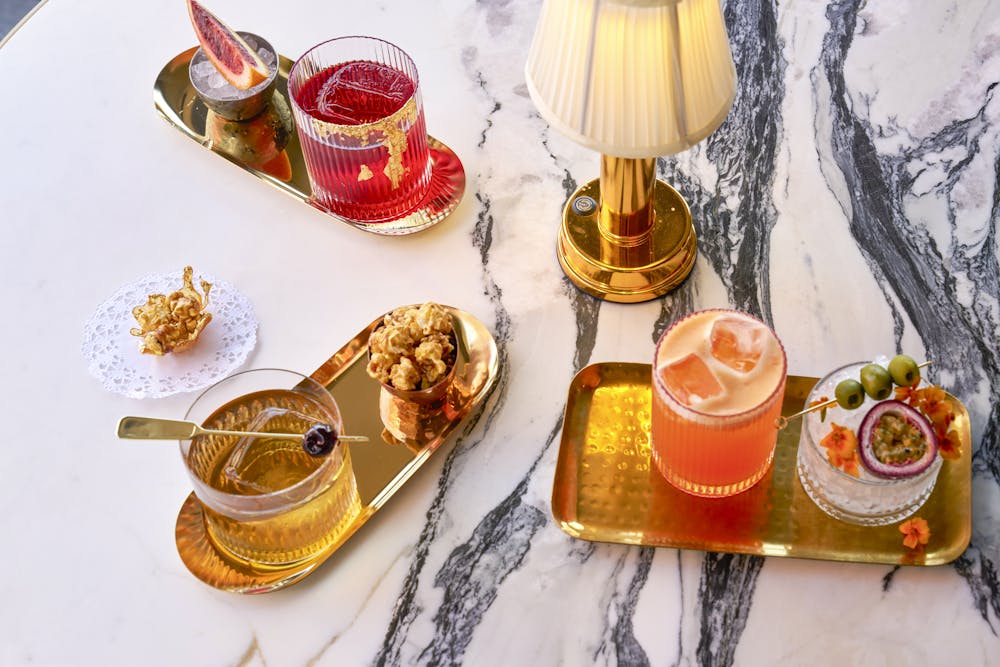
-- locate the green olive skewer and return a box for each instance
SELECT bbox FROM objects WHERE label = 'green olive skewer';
[774,360,932,430]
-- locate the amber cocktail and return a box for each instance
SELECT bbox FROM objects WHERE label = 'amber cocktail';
[182,369,361,566]
[651,310,787,497]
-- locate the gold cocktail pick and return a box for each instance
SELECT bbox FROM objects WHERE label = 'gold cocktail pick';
[117,416,369,443]
[774,360,932,430]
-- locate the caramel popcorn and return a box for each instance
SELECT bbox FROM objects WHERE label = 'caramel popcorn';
[130,266,212,356]
[367,303,456,390]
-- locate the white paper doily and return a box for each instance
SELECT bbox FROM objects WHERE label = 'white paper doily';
[82,269,258,398]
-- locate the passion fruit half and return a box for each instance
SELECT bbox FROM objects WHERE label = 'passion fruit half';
[857,400,938,479]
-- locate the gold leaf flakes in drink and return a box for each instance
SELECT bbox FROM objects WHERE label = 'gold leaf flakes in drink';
[311,96,417,190]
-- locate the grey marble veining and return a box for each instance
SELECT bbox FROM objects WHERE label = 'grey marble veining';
[360,0,1000,664]
[816,0,1000,629]
[2,0,999,664]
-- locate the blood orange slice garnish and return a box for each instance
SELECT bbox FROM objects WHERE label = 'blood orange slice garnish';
[186,0,269,90]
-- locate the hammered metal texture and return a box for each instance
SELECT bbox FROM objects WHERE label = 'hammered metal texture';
[175,307,499,592]
[553,363,971,566]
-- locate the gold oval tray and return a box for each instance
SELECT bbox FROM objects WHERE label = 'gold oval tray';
[176,306,499,593]
[553,363,972,566]
[153,47,466,235]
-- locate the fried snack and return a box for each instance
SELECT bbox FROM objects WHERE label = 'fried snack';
[130,266,213,355]
[367,303,456,390]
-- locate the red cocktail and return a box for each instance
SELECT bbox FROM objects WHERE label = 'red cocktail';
[289,38,431,222]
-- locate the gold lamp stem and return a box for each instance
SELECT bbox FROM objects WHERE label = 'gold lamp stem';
[599,155,656,241]
[557,155,697,303]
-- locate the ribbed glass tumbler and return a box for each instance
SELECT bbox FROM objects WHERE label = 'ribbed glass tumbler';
[288,36,432,222]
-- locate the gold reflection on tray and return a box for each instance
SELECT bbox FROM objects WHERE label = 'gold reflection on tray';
[205,92,294,182]
[153,47,466,236]
[175,306,499,593]
[553,363,971,566]
[154,46,312,194]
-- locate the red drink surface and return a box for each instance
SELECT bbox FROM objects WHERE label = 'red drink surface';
[295,61,415,124]
[292,60,430,222]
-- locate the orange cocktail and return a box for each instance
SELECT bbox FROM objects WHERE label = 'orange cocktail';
[651,310,787,497]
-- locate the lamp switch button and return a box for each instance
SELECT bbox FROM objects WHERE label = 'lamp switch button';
[571,196,597,215]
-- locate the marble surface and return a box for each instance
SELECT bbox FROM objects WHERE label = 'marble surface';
[1,0,998,664]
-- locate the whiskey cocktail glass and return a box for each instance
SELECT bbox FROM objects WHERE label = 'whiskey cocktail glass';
[181,368,361,566]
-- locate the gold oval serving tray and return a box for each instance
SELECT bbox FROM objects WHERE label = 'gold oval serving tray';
[553,363,972,566]
[153,47,466,235]
[176,306,499,593]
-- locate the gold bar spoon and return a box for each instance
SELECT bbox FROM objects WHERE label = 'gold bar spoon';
[116,416,368,443]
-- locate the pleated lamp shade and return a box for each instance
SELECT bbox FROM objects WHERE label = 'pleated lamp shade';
[525,0,737,159]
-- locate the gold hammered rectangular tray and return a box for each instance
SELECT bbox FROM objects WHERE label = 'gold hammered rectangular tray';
[153,48,465,235]
[552,363,972,566]
[175,306,498,593]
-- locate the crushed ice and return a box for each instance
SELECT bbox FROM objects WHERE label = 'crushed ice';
[190,34,275,101]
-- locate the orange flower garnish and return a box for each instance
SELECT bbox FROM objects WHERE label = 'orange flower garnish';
[916,386,954,431]
[899,517,931,550]
[892,382,963,462]
[809,396,831,422]
[840,455,860,477]
[820,423,860,477]
[936,425,962,460]
[894,384,922,406]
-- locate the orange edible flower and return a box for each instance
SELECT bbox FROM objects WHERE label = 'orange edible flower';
[840,454,860,477]
[895,383,962,462]
[810,396,831,422]
[899,517,931,550]
[820,423,860,477]
[917,386,954,431]
[894,385,922,406]
[936,425,962,461]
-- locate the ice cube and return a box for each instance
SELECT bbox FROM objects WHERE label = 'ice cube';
[190,59,228,93]
[243,34,277,71]
[315,62,412,123]
[657,353,724,406]
[191,56,240,98]
[259,45,276,70]
[220,407,320,495]
[710,316,768,373]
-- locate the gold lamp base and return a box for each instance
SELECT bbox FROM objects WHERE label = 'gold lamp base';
[557,176,696,303]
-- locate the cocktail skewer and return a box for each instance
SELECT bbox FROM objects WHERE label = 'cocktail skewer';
[774,360,932,430]
[116,416,369,443]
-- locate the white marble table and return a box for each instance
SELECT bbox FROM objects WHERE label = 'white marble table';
[2,0,998,664]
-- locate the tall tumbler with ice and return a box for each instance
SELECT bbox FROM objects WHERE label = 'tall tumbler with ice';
[651,310,787,498]
[288,37,432,222]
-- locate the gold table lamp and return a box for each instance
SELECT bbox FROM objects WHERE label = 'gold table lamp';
[525,0,737,302]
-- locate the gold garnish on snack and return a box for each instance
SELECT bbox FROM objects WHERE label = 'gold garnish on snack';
[130,266,212,356]
[367,303,455,390]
